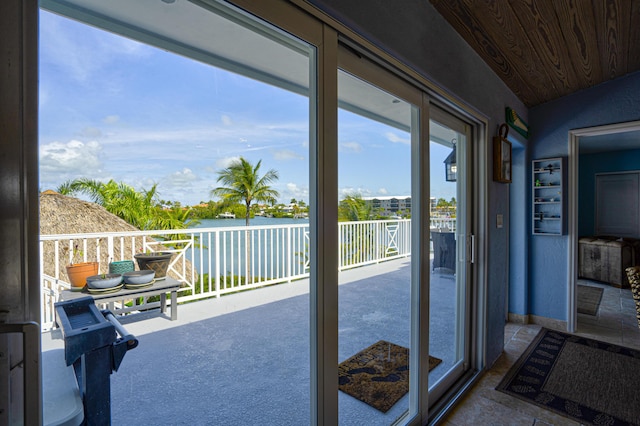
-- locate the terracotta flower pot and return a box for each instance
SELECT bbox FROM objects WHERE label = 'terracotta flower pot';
[65,261,99,290]
[134,252,173,279]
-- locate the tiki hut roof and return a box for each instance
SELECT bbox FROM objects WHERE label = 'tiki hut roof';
[40,190,138,235]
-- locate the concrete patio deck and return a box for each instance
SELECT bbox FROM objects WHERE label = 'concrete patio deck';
[42,257,459,425]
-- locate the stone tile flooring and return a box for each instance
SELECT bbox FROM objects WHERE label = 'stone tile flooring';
[441,279,640,425]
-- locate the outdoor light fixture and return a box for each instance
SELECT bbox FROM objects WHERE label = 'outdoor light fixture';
[444,138,457,182]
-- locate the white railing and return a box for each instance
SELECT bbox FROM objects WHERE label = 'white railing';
[39,218,432,330]
[339,219,411,269]
[430,216,456,231]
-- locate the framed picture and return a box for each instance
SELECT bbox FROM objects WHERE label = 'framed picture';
[493,126,512,183]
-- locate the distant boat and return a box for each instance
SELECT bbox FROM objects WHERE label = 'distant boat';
[217,212,236,219]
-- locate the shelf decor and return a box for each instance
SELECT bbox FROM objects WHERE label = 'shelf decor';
[493,123,512,183]
[532,157,564,235]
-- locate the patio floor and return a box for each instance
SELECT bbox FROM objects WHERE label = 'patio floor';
[42,257,458,425]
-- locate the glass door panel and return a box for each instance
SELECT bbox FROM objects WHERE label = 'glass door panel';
[39,1,316,424]
[336,65,420,424]
[427,109,470,400]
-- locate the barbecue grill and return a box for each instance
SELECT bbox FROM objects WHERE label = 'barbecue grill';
[55,296,139,425]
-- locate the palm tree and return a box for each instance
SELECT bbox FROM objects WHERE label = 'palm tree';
[210,157,279,226]
[338,194,371,222]
[338,194,376,264]
[57,178,191,231]
[211,157,279,283]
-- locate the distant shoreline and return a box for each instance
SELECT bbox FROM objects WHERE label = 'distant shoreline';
[194,216,309,228]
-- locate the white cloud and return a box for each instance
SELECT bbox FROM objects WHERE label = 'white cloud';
[40,11,152,83]
[166,168,199,185]
[39,139,106,187]
[215,156,241,169]
[339,187,372,197]
[40,11,152,84]
[150,169,208,203]
[378,188,388,195]
[221,115,233,126]
[79,127,103,138]
[273,149,304,161]
[386,132,410,145]
[103,115,120,125]
[284,183,309,200]
[340,141,362,153]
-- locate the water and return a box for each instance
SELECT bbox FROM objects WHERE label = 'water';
[187,217,310,277]
[193,216,308,229]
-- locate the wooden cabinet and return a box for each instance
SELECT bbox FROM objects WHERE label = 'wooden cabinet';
[533,158,564,235]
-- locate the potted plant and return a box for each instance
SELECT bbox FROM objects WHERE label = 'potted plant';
[108,259,135,275]
[134,251,173,280]
[65,245,99,291]
[86,273,123,290]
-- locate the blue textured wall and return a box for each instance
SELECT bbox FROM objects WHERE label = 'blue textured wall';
[579,149,640,237]
[509,146,527,315]
[310,0,527,367]
[527,71,640,321]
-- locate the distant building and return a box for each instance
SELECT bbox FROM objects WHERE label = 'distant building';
[361,196,439,217]
[362,196,411,217]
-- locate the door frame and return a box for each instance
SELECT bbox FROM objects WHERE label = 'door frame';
[567,119,640,332]
[20,0,492,423]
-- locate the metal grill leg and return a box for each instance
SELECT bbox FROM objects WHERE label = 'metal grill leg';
[80,347,112,426]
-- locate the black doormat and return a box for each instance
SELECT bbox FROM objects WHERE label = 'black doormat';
[496,328,640,425]
[338,340,442,413]
[577,284,604,315]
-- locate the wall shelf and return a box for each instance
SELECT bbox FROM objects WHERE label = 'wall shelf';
[532,157,565,235]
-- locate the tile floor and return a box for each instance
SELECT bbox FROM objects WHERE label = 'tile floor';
[441,280,640,425]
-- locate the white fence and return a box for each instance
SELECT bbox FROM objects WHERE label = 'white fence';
[39,217,458,330]
[40,219,422,330]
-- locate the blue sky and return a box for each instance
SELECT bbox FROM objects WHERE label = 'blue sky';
[39,10,456,206]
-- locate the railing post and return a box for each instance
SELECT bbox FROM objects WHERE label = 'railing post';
[191,233,196,287]
[337,223,342,271]
[287,226,292,282]
[107,235,114,265]
[214,230,220,298]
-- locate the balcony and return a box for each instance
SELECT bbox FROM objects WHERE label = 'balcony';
[40,220,459,424]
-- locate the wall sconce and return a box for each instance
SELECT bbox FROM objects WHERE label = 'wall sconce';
[444,139,457,182]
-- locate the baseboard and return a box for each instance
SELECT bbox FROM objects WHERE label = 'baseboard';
[507,313,529,324]
[507,313,568,332]
[528,314,567,331]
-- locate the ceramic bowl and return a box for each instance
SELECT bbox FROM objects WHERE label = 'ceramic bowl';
[123,270,155,284]
[86,273,123,289]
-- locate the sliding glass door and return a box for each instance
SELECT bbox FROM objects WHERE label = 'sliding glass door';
[427,108,472,403]
[335,51,474,422]
[37,1,478,423]
[337,45,433,424]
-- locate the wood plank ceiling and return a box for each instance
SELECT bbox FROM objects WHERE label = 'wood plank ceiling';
[430,0,640,107]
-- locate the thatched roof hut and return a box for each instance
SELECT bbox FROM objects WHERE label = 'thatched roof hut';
[40,189,139,236]
[40,190,194,283]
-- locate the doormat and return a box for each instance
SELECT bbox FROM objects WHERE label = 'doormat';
[496,328,640,425]
[338,340,442,413]
[577,284,604,315]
